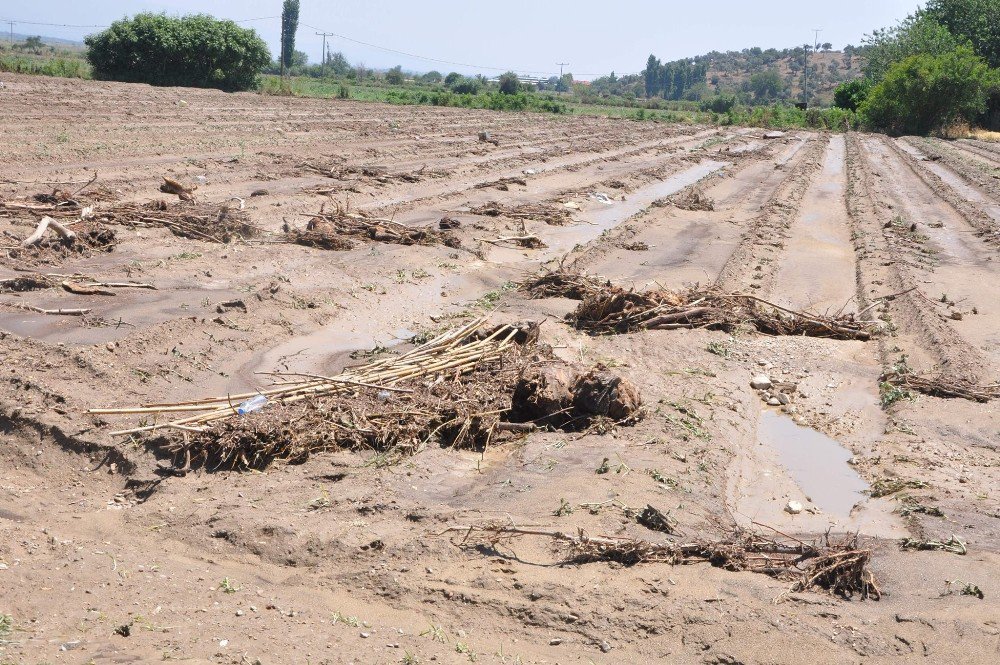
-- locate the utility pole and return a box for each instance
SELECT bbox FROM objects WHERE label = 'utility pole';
[803,29,821,106]
[7,21,14,47]
[316,32,333,77]
[557,62,569,78]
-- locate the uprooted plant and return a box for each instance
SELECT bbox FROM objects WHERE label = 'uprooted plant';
[283,200,461,250]
[521,268,881,340]
[448,522,881,600]
[90,318,643,471]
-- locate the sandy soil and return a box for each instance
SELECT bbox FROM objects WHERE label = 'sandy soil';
[1,74,999,664]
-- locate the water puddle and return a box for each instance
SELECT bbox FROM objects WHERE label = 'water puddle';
[729,409,906,537]
[757,410,868,516]
[543,160,728,253]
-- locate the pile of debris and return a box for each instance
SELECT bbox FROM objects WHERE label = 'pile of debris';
[469,202,574,226]
[519,266,609,300]
[106,200,256,243]
[300,163,452,191]
[4,216,116,261]
[286,203,460,250]
[90,318,642,471]
[452,524,880,599]
[881,370,1000,403]
[669,187,715,211]
[520,269,880,340]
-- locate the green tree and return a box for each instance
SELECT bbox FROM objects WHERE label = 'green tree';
[862,12,964,82]
[924,0,1000,67]
[747,69,786,101]
[860,46,995,135]
[644,54,661,97]
[326,51,351,76]
[498,71,521,94]
[85,13,271,91]
[444,71,462,87]
[281,0,300,75]
[385,65,405,85]
[833,78,872,111]
[555,72,573,92]
[422,70,443,83]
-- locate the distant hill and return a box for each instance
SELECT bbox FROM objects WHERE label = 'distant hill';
[5,33,85,49]
[705,48,864,105]
[591,45,865,107]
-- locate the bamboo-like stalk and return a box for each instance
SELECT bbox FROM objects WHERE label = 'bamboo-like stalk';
[95,317,522,435]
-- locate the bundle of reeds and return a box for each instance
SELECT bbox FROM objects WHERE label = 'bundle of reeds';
[90,317,528,438]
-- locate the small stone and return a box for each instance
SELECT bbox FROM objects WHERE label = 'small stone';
[219,639,229,648]
[767,397,781,406]
[236,610,244,616]
[600,641,612,653]
[751,374,772,390]
[785,501,803,515]
[950,311,964,321]
[776,393,790,406]
[549,638,562,646]
[360,632,370,639]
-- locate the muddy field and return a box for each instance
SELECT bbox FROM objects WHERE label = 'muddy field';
[1,74,999,664]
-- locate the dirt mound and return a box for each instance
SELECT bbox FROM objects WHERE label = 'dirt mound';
[669,187,715,211]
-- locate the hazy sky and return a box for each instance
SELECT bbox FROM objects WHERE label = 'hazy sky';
[5,1,921,78]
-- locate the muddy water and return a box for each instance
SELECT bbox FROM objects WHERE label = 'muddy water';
[757,411,868,515]
[771,135,857,314]
[729,408,905,538]
[544,160,728,254]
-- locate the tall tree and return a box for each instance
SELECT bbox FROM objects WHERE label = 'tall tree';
[281,0,300,76]
[644,55,661,97]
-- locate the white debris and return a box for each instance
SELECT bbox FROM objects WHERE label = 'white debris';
[785,500,803,515]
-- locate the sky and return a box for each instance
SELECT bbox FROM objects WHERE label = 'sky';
[3,1,921,79]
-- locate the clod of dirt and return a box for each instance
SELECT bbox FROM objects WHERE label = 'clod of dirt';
[439,216,461,230]
[250,189,270,197]
[510,365,642,428]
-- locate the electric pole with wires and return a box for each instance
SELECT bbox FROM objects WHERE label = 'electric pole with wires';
[316,31,334,77]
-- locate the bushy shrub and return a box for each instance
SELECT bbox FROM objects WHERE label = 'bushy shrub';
[449,77,481,94]
[701,94,737,113]
[498,71,521,95]
[85,13,271,91]
[860,46,995,135]
[833,79,872,111]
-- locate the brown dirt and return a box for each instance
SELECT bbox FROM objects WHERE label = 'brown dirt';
[1,74,999,665]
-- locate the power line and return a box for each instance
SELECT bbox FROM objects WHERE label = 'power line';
[301,21,565,77]
[0,15,279,30]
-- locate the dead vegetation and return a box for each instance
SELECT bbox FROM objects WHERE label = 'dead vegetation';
[468,201,575,226]
[520,269,880,340]
[669,187,715,211]
[90,319,641,471]
[451,523,880,600]
[284,202,460,250]
[299,163,451,191]
[881,370,1000,403]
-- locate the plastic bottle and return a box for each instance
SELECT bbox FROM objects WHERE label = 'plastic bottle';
[236,395,268,416]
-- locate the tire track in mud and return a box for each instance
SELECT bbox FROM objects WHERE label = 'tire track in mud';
[572,136,812,286]
[845,133,987,383]
[861,136,1000,381]
[886,138,1000,243]
[767,135,858,313]
[713,134,827,293]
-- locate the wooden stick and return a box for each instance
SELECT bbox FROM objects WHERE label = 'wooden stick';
[21,217,51,246]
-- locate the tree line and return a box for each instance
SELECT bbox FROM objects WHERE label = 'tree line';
[835,0,1000,134]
